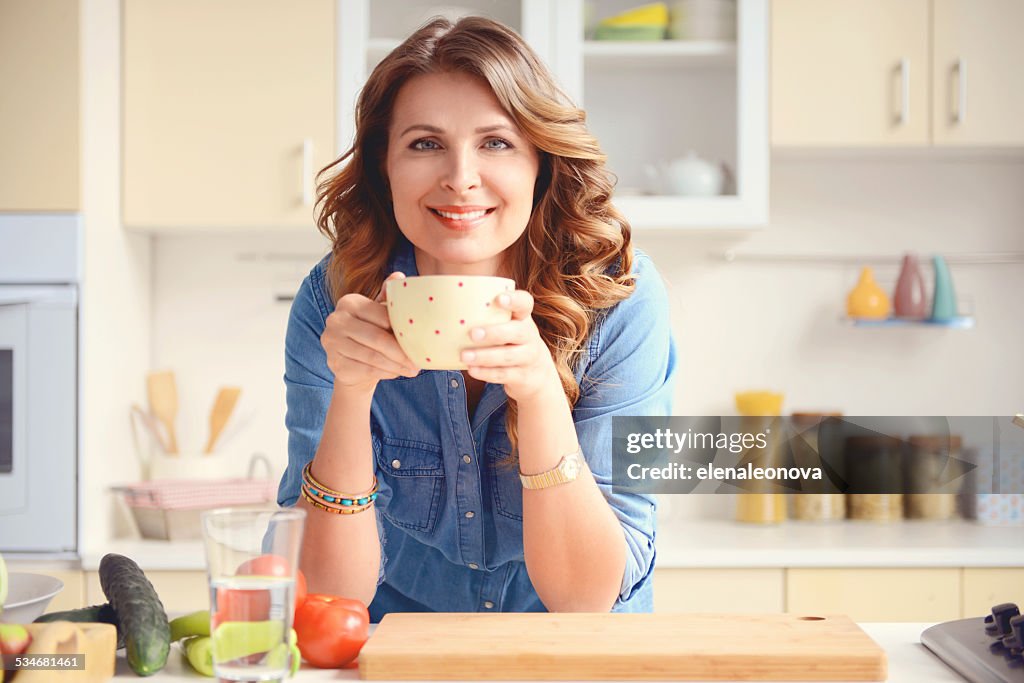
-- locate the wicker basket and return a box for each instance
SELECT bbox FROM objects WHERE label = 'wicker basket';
[113,477,278,540]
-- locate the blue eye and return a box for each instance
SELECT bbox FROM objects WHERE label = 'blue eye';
[485,138,512,150]
[411,139,440,151]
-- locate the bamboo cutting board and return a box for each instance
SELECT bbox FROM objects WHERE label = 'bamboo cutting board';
[358,613,887,681]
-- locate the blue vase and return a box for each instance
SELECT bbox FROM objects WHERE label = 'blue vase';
[931,255,957,321]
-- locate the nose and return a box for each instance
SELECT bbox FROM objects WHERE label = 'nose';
[441,146,481,193]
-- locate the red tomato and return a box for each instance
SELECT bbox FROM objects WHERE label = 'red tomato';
[213,555,308,627]
[294,594,370,669]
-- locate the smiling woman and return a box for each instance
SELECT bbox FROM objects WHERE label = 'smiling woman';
[278,16,678,622]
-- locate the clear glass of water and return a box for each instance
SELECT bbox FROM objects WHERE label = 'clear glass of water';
[200,507,305,682]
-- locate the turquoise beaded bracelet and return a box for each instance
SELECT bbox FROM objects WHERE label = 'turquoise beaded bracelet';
[302,462,379,507]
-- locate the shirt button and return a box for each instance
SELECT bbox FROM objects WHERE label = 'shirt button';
[450,378,459,388]
[465,511,475,518]
[462,455,472,464]
[483,601,494,609]
[391,459,401,469]
[468,563,479,570]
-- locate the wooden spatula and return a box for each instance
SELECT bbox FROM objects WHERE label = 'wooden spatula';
[204,386,242,454]
[146,371,179,454]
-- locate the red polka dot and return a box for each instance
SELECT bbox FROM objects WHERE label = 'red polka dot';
[399,332,403,337]
[434,330,440,335]
[428,296,433,302]
[403,282,407,287]
[426,357,431,363]
[409,319,414,324]
[458,282,463,287]
[485,302,490,307]
[460,319,465,325]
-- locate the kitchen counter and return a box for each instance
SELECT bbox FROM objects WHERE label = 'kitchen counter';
[79,519,1024,571]
[112,623,963,682]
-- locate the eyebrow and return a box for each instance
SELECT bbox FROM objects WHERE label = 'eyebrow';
[398,123,518,137]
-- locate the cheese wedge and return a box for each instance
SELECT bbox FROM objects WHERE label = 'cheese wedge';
[16,622,117,683]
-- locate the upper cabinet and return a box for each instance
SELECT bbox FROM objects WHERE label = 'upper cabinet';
[342,0,769,230]
[123,0,335,230]
[772,0,1024,148]
[931,0,1024,146]
[771,0,929,146]
[0,0,79,212]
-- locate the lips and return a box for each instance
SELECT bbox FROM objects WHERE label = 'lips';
[427,205,496,230]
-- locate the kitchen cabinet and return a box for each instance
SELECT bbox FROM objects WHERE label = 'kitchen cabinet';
[342,0,768,230]
[0,0,79,211]
[771,0,930,147]
[931,0,1024,146]
[84,570,209,614]
[122,0,335,230]
[786,568,961,622]
[653,568,784,612]
[772,0,1024,148]
[962,568,1024,617]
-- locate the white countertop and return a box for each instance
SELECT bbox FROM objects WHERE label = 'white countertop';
[75,519,1024,571]
[112,623,964,682]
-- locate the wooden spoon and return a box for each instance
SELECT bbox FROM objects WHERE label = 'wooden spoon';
[204,386,242,454]
[146,371,179,454]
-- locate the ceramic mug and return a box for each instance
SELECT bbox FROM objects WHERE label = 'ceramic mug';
[386,275,515,370]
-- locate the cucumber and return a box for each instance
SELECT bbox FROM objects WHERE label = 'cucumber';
[34,603,125,648]
[99,553,170,676]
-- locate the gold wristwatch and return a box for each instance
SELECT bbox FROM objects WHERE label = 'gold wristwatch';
[519,446,583,489]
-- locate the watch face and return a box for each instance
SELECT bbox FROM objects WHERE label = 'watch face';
[563,454,582,478]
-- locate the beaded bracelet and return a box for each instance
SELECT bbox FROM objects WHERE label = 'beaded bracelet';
[300,488,375,515]
[302,462,378,506]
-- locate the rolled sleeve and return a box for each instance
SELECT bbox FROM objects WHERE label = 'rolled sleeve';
[279,264,387,587]
[571,251,678,610]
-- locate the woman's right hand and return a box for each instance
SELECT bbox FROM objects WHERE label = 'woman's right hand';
[320,272,419,394]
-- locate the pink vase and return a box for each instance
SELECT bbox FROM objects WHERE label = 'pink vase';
[894,253,928,319]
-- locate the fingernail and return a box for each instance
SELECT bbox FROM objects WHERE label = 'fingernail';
[471,328,485,341]
[462,350,476,363]
[498,294,511,307]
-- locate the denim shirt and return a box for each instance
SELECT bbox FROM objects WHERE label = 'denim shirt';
[279,236,678,621]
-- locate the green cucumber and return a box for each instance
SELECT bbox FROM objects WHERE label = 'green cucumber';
[99,553,170,676]
[34,603,125,648]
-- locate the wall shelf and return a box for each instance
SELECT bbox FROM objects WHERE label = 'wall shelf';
[842,316,976,329]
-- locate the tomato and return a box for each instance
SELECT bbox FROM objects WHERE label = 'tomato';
[293,594,369,669]
[212,554,308,628]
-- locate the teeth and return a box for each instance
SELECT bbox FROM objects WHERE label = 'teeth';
[434,209,489,220]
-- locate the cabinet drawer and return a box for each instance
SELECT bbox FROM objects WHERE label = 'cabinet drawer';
[787,568,960,622]
[653,568,784,612]
[962,568,1024,618]
[85,570,208,614]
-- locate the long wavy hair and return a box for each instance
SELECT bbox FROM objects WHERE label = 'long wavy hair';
[316,16,635,465]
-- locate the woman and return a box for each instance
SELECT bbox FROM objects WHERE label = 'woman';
[278,16,677,621]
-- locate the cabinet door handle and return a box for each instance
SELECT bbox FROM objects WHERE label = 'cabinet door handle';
[895,58,910,126]
[952,58,967,125]
[302,138,314,206]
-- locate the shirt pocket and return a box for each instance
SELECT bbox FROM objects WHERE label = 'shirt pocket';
[486,424,522,522]
[375,437,446,534]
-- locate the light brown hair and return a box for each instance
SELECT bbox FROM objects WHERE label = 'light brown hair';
[316,16,635,463]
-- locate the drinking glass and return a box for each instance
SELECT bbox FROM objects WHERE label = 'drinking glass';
[200,507,305,682]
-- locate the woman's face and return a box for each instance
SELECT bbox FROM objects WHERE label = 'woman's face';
[385,71,541,277]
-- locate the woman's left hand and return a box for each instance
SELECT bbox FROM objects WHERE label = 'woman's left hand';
[461,290,561,402]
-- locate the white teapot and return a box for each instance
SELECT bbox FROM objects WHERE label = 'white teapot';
[644,151,726,196]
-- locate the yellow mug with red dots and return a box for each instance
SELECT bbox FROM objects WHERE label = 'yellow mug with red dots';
[385,275,515,370]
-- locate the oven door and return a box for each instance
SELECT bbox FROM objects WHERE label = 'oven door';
[0,286,77,554]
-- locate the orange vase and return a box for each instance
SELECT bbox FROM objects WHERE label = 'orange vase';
[847,267,891,320]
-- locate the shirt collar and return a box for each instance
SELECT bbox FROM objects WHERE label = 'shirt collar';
[388,234,420,277]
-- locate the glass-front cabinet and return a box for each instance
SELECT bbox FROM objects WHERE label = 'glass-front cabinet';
[338,0,768,230]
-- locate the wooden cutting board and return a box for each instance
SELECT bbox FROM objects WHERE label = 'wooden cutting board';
[358,613,887,681]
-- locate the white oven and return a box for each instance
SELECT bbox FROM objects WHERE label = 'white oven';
[0,215,80,555]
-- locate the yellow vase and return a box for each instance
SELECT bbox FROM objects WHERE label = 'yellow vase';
[847,267,891,320]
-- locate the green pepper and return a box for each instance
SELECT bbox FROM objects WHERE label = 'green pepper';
[181,636,214,677]
[212,620,285,662]
[169,610,211,642]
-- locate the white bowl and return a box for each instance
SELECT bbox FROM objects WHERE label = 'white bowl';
[0,573,64,623]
